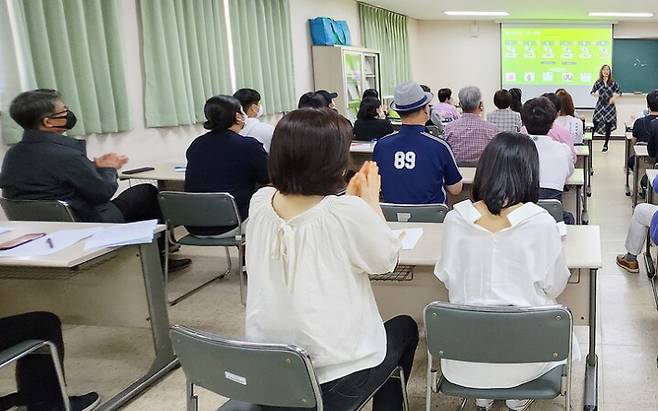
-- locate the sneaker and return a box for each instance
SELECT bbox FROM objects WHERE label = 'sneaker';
[602,145,609,152]
[476,398,494,410]
[616,255,640,274]
[168,258,192,273]
[70,392,101,411]
[506,399,534,410]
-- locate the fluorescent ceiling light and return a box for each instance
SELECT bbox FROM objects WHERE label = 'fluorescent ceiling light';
[588,12,654,17]
[444,11,509,17]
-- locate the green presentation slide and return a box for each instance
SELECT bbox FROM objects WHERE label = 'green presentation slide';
[501,25,612,86]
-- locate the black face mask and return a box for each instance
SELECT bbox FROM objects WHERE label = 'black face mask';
[47,110,78,130]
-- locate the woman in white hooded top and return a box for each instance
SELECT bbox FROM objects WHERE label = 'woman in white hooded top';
[434,132,571,411]
[245,108,419,411]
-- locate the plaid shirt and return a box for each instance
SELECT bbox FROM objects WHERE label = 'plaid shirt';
[486,108,522,133]
[444,113,499,163]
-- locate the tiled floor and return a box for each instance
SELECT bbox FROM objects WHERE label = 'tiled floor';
[2,140,658,410]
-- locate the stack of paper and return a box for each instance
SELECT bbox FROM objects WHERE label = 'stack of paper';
[392,228,424,250]
[85,220,158,250]
[0,227,103,258]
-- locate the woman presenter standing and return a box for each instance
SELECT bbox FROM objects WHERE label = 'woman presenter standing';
[591,64,620,152]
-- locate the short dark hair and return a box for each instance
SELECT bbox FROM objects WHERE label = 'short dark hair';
[362,89,379,99]
[269,108,352,195]
[420,85,431,93]
[398,104,427,119]
[357,97,381,120]
[9,89,62,129]
[541,93,561,115]
[203,95,242,131]
[493,89,512,109]
[473,132,540,215]
[298,92,326,109]
[557,90,576,117]
[647,90,658,112]
[509,88,522,112]
[233,88,261,111]
[437,88,452,102]
[521,97,556,136]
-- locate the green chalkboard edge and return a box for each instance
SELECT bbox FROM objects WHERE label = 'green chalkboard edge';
[612,37,658,94]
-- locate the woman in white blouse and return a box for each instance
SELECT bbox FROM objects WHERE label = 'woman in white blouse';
[434,132,571,411]
[245,108,419,411]
[554,90,584,144]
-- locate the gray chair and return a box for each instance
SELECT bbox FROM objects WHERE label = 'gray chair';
[0,197,77,222]
[0,339,70,411]
[170,325,409,411]
[424,302,572,411]
[537,199,564,223]
[381,203,449,223]
[158,191,246,305]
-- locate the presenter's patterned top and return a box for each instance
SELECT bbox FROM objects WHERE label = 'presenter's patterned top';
[591,79,620,134]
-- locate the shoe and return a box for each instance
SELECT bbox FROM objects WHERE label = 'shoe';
[602,145,609,152]
[70,392,101,411]
[476,398,494,410]
[168,258,192,273]
[506,398,534,410]
[616,255,640,274]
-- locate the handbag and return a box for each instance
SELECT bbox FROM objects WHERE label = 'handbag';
[309,17,352,46]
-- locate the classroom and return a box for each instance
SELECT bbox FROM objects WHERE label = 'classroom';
[1,0,658,410]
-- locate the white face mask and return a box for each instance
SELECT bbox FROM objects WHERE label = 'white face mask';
[256,104,264,118]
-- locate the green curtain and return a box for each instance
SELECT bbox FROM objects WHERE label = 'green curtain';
[2,0,130,142]
[140,0,232,127]
[359,3,411,96]
[229,0,295,114]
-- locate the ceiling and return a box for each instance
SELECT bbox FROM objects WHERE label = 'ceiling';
[361,0,658,21]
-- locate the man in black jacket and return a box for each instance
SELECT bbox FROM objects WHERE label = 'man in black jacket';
[0,89,189,271]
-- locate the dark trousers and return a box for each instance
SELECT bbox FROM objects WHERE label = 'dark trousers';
[109,183,162,223]
[320,315,419,411]
[0,312,65,410]
[593,120,613,146]
[539,188,575,225]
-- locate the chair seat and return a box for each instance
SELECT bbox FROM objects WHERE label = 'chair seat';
[0,340,46,366]
[439,365,564,400]
[178,234,245,247]
[218,400,315,410]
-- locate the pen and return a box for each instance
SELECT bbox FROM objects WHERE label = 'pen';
[47,238,54,249]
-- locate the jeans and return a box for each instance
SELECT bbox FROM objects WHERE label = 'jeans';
[625,203,658,255]
[320,315,419,411]
[0,312,65,411]
[593,120,613,146]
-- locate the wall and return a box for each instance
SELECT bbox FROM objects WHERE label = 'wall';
[412,19,658,130]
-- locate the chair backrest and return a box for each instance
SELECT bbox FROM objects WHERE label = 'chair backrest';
[380,203,449,223]
[0,197,77,222]
[537,199,564,223]
[424,302,572,364]
[170,325,321,409]
[158,192,241,228]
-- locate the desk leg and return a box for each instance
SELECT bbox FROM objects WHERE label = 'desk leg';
[584,268,598,411]
[633,156,640,208]
[625,139,631,196]
[585,155,591,197]
[96,240,177,411]
[588,139,594,175]
[576,186,582,225]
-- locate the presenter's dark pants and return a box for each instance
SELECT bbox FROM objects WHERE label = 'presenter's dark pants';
[593,120,613,147]
[0,312,65,410]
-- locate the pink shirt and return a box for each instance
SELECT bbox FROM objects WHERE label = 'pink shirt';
[433,102,461,122]
[521,123,576,163]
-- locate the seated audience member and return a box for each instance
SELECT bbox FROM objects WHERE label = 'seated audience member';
[521,93,576,162]
[486,89,523,132]
[433,88,461,122]
[316,89,338,110]
[420,84,443,127]
[233,88,275,152]
[444,86,499,164]
[362,88,379,99]
[509,87,523,113]
[298,92,326,109]
[245,108,418,410]
[434,132,571,411]
[1,89,155,224]
[0,312,100,411]
[638,90,658,158]
[353,97,394,141]
[555,90,584,145]
[522,97,575,223]
[374,81,462,204]
[617,174,658,273]
[185,95,269,235]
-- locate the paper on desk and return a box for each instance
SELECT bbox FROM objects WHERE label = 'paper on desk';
[0,227,103,258]
[392,228,423,250]
[84,219,157,250]
[0,227,12,235]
